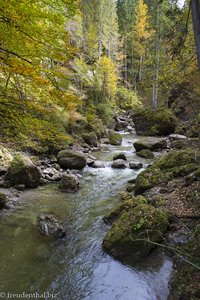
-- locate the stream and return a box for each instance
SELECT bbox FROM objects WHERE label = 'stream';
[0,132,173,300]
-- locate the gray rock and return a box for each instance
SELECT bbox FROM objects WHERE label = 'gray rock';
[136,149,155,159]
[0,166,7,176]
[129,162,143,169]
[52,163,60,171]
[111,159,127,169]
[169,134,187,140]
[36,213,66,238]
[14,184,26,191]
[100,143,109,151]
[92,160,105,168]
[126,126,133,132]
[133,138,167,152]
[100,138,110,145]
[57,150,87,170]
[59,173,79,192]
[113,153,127,161]
[42,167,62,181]
[87,158,95,167]
[6,153,41,188]
[87,155,97,167]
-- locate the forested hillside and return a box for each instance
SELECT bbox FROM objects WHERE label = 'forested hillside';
[0,0,199,152]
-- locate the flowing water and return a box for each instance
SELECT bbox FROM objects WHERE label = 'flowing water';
[0,133,173,300]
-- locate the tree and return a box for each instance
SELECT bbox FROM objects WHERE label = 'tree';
[191,0,200,70]
[134,0,149,83]
[0,0,80,151]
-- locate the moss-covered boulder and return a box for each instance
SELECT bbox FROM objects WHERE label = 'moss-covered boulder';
[133,138,167,152]
[107,130,122,146]
[103,204,168,261]
[170,140,188,149]
[113,153,127,161]
[136,149,155,159]
[135,150,199,195]
[129,162,143,169]
[103,195,148,225]
[6,154,41,188]
[57,150,87,170]
[132,108,177,136]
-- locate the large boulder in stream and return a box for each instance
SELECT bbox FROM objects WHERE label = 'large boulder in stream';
[57,150,87,170]
[92,160,105,168]
[133,138,167,152]
[132,108,177,136]
[36,213,66,238]
[103,204,168,261]
[6,153,41,188]
[129,162,143,169]
[113,153,127,161]
[59,173,79,192]
[111,159,127,169]
[107,130,122,146]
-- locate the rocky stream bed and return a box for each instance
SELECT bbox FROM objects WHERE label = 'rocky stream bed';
[0,131,177,300]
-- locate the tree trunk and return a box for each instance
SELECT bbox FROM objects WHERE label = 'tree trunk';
[139,55,143,81]
[124,35,128,82]
[98,1,103,59]
[191,0,200,70]
[152,1,160,109]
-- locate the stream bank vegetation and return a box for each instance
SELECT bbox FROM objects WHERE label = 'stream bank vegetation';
[0,0,200,298]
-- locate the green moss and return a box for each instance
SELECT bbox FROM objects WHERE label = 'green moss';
[135,166,173,194]
[156,150,197,170]
[103,196,148,225]
[133,108,177,136]
[136,149,155,159]
[8,153,26,174]
[90,119,105,138]
[103,204,168,261]
[135,150,199,195]
[6,154,41,188]
[108,131,122,145]
[170,140,188,149]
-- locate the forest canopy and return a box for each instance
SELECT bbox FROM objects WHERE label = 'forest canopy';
[0,0,199,152]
